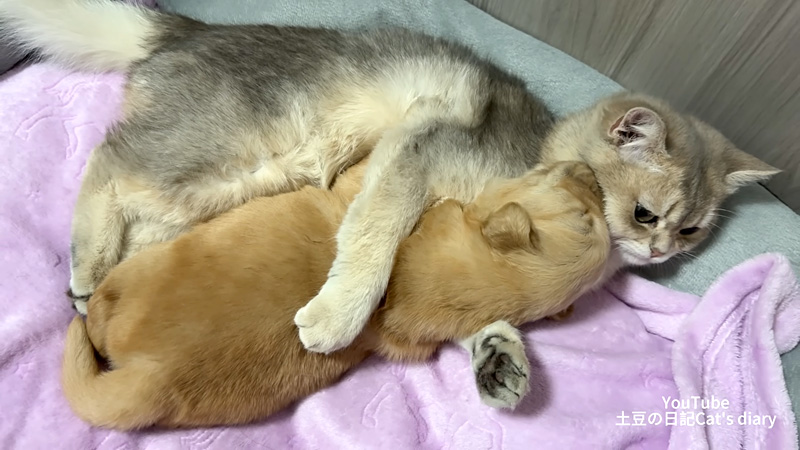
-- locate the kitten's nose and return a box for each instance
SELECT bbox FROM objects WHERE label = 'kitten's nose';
[650,248,665,258]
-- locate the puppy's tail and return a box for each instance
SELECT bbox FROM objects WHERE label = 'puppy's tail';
[0,0,188,71]
[62,316,162,430]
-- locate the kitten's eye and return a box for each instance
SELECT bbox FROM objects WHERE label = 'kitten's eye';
[634,203,658,224]
[679,227,700,236]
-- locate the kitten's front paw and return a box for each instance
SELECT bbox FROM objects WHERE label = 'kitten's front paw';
[472,327,530,409]
[67,288,90,316]
[294,283,367,354]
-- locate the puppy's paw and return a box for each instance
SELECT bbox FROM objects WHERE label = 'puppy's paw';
[294,282,368,354]
[471,324,530,409]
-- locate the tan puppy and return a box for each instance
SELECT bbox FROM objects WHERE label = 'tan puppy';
[62,159,609,429]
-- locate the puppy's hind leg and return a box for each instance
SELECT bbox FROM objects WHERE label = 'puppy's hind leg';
[68,151,126,300]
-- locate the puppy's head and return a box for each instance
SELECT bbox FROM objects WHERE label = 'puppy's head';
[526,160,603,210]
[477,161,606,258]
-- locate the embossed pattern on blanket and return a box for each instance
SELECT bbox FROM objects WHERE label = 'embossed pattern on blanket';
[0,63,798,450]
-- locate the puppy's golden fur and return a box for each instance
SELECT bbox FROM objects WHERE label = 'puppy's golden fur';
[62,160,609,429]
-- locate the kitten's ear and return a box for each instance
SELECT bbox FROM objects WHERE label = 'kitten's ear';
[482,202,537,252]
[723,148,780,193]
[608,107,667,164]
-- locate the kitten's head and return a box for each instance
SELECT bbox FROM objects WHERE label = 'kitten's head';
[575,93,779,266]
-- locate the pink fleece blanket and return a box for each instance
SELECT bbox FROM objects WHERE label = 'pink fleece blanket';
[1,64,799,450]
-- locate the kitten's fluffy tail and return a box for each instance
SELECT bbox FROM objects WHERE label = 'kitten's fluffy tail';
[0,0,174,71]
[62,317,161,430]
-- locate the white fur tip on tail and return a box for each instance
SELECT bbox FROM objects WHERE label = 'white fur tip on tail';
[0,0,159,71]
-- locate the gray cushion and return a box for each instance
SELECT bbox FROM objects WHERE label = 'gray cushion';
[157,0,800,420]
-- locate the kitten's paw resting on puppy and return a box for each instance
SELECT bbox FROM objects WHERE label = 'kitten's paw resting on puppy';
[294,281,372,354]
[66,288,90,316]
[469,321,530,409]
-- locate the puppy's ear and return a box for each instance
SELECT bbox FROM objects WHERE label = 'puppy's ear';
[481,202,537,252]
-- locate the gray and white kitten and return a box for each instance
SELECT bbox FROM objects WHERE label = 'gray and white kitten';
[0,0,778,408]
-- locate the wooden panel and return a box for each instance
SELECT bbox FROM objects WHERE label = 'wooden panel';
[469,0,800,212]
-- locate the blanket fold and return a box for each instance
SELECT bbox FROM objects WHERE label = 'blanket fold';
[672,254,800,449]
[607,253,800,449]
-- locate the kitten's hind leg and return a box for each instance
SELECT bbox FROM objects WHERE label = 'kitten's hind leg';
[461,321,531,409]
[294,127,430,354]
[69,151,126,298]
